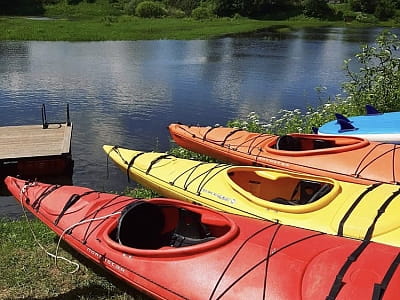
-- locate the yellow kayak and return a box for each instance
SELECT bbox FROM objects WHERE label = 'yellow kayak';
[103,145,400,247]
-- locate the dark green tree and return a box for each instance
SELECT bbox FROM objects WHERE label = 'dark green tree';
[303,0,331,18]
[349,0,378,13]
[0,0,44,15]
[374,0,396,20]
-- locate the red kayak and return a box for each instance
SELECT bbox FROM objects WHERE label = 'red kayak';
[5,176,400,300]
[168,123,400,185]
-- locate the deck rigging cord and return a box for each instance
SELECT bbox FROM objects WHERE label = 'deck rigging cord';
[18,179,121,274]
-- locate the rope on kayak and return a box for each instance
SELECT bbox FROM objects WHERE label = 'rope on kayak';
[391,144,399,184]
[32,184,61,211]
[337,183,381,236]
[327,187,400,300]
[372,252,400,300]
[54,211,121,273]
[126,152,145,182]
[195,164,231,195]
[243,133,275,154]
[17,180,80,274]
[170,161,209,189]
[54,190,99,225]
[169,161,230,193]
[79,196,133,244]
[146,154,172,174]
[220,128,243,146]
[202,126,219,141]
[211,222,324,300]
[354,143,399,183]
[209,222,278,300]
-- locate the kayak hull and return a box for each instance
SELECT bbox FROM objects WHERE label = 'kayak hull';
[5,176,400,300]
[103,145,400,247]
[168,123,400,185]
[318,111,400,143]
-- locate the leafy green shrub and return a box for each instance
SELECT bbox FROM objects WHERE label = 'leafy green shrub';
[125,0,145,15]
[355,12,378,23]
[166,7,186,17]
[163,0,200,15]
[135,1,166,17]
[374,0,396,20]
[191,6,214,20]
[303,0,332,19]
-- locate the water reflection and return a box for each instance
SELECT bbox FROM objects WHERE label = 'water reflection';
[1,27,398,217]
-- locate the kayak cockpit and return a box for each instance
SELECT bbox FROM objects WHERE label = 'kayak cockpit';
[265,134,369,155]
[103,199,239,257]
[227,168,338,213]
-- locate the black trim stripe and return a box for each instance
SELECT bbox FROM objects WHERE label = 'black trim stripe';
[337,183,381,236]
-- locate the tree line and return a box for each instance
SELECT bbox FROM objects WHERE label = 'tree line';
[1,0,400,21]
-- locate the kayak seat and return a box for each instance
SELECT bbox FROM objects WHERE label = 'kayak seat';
[271,180,332,205]
[117,201,168,250]
[313,139,333,149]
[170,208,216,248]
[276,135,302,151]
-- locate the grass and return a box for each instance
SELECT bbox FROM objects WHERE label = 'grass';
[0,185,157,299]
[0,16,354,41]
[0,216,152,299]
[0,184,158,299]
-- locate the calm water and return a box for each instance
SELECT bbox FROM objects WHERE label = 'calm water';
[0,26,396,217]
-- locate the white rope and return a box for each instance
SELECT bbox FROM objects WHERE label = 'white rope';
[19,181,121,274]
[54,211,121,271]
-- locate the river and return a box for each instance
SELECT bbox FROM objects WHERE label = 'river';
[0,26,397,217]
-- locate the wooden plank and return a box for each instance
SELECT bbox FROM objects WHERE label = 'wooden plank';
[0,123,72,160]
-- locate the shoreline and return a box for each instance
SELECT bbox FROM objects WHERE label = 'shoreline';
[1,16,398,41]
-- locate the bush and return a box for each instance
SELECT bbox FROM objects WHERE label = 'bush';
[303,0,332,19]
[163,0,200,15]
[135,1,166,17]
[166,7,186,17]
[341,31,400,112]
[125,0,145,15]
[374,0,396,20]
[191,5,214,20]
[355,12,378,23]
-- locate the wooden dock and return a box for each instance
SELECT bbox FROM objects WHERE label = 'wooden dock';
[0,122,73,180]
[0,123,72,160]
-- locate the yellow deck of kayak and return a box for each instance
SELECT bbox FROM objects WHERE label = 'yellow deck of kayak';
[103,145,400,247]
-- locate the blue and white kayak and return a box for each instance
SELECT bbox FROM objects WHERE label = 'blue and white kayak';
[317,105,400,143]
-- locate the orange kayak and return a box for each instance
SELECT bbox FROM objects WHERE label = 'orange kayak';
[5,176,400,300]
[168,123,400,185]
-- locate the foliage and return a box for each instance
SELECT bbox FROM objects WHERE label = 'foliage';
[374,0,396,20]
[355,12,378,23]
[0,0,44,15]
[349,0,378,13]
[135,1,166,17]
[303,0,332,19]
[191,5,215,20]
[228,31,400,135]
[163,0,200,15]
[126,0,146,15]
[341,31,400,112]
[44,0,121,18]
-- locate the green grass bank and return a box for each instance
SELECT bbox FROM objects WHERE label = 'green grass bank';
[1,16,360,41]
[0,187,157,299]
